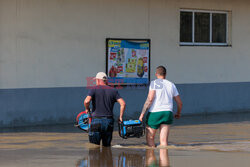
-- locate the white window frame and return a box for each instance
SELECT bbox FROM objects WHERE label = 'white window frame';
[180,9,229,46]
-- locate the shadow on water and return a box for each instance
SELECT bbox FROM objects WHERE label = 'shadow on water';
[0,123,80,133]
[76,147,170,167]
[173,111,250,126]
[1,111,250,133]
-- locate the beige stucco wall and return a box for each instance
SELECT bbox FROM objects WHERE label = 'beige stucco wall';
[0,0,249,89]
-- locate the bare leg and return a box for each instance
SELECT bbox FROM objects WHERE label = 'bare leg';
[146,126,157,147]
[159,124,170,146]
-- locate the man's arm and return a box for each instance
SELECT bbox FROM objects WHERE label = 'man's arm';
[139,90,155,121]
[174,95,183,119]
[117,98,126,122]
[84,96,92,113]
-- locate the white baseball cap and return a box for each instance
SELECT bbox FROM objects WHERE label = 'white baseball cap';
[94,72,107,80]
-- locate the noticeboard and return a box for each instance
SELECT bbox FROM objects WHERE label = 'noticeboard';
[106,38,150,86]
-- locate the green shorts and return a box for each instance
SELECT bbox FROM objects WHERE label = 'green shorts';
[146,111,173,129]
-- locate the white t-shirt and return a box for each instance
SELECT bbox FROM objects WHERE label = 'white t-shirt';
[149,79,179,113]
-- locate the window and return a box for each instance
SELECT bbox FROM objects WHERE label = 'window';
[180,10,229,46]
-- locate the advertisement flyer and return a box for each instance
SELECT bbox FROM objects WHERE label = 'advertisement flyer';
[107,39,150,85]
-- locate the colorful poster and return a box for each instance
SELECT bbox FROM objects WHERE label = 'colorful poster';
[106,39,150,85]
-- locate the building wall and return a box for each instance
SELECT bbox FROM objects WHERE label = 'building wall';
[0,0,250,127]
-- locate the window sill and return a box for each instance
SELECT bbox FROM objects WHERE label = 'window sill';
[180,43,232,47]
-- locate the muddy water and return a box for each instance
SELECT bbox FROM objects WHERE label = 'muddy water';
[0,113,250,167]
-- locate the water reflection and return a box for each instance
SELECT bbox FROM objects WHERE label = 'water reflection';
[76,147,113,167]
[76,147,170,167]
[146,149,170,167]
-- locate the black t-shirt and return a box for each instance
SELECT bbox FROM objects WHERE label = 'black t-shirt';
[88,85,121,117]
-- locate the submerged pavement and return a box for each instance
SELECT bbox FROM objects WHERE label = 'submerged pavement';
[0,112,250,167]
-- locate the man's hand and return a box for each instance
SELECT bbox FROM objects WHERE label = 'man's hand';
[119,116,123,122]
[174,95,182,119]
[85,109,90,113]
[139,114,144,122]
[174,113,181,119]
[84,96,92,113]
[117,98,126,123]
[140,90,155,120]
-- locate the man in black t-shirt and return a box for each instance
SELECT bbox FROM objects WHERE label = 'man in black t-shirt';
[84,72,126,146]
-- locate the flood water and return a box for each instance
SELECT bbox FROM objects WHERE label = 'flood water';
[0,112,250,167]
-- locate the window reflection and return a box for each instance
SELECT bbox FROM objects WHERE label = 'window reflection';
[195,12,210,43]
[212,13,227,43]
[180,12,193,42]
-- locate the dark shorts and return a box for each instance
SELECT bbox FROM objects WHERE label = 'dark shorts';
[88,118,114,147]
[146,111,173,129]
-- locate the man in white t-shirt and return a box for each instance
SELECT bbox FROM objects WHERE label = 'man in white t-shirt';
[139,66,183,147]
